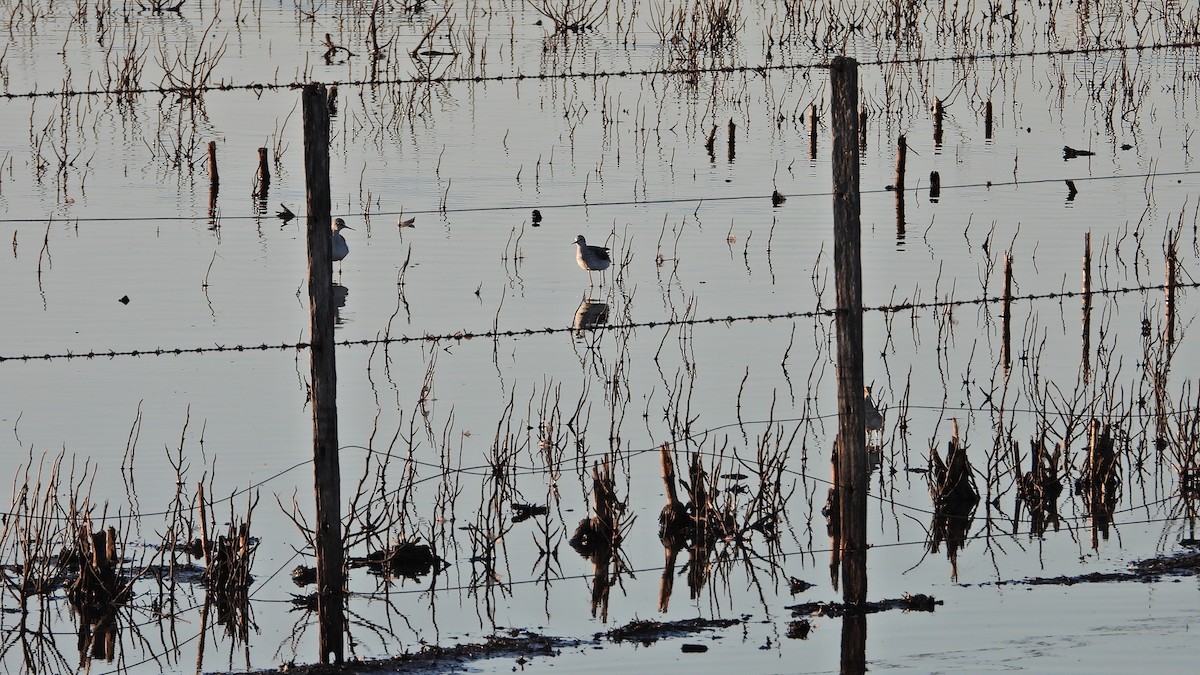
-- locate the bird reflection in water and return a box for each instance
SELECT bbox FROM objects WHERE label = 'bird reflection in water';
[333,283,350,326]
[573,299,608,337]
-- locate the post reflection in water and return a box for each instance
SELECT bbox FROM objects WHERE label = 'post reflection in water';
[841,612,867,675]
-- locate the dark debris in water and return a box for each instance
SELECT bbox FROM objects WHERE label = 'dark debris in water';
[511,502,548,522]
[787,593,941,617]
[603,617,743,645]
[251,631,569,674]
[291,565,317,586]
[971,550,1200,587]
[786,619,813,639]
[788,576,815,595]
[347,540,444,580]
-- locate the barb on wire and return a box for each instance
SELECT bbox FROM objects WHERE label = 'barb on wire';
[2,279,1196,363]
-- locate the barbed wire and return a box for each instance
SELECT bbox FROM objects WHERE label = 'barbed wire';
[4,168,1200,226]
[1,279,1192,363]
[2,39,1198,102]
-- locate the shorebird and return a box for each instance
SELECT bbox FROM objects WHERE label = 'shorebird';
[332,218,352,262]
[864,386,884,445]
[573,234,611,286]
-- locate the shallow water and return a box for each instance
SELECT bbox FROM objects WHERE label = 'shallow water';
[2,1,1199,673]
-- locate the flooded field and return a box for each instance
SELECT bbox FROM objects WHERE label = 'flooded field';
[2,1,1200,673]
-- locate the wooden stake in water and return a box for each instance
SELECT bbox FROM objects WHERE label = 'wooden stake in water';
[830,56,867,609]
[207,141,219,224]
[985,99,993,140]
[255,147,271,197]
[859,106,867,151]
[933,98,944,146]
[1166,238,1177,345]
[1082,232,1092,379]
[809,102,819,159]
[727,118,736,162]
[929,170,941,202]
[1002,253,1013,372]
[207,141,219,193]
[895,134,907,236]
[302,83,344,665]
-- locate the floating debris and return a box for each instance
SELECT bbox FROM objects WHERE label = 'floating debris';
[348,540,443,579]
[788,577,815,595]
[604,617,741,645]
[511,502,548,523]
[290,565,316,586]
[787,593,941,617]
[786,619,812,639]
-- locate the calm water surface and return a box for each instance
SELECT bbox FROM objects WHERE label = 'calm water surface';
[1,1,1199,673]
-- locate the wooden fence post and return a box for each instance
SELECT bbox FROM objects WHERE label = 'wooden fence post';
[302,82,344,665]
[830,56,867,608]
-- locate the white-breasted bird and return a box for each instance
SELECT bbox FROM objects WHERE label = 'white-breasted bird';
[573,234,611,286]
[864,385,884,444]
[332,218,352,262]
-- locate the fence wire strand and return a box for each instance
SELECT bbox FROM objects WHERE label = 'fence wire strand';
[3,39,1199,102]
[1,279,1193,363]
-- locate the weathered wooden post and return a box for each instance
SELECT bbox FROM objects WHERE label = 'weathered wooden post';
[933,98,944,146]
[302,82,344,665]
[984,99,993,140]
[809,102,819,159]
[727,118,736,162]
[830,56,867,609]
[255,147,271,198]
[207,141,219,225]
[207,142,219,197]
